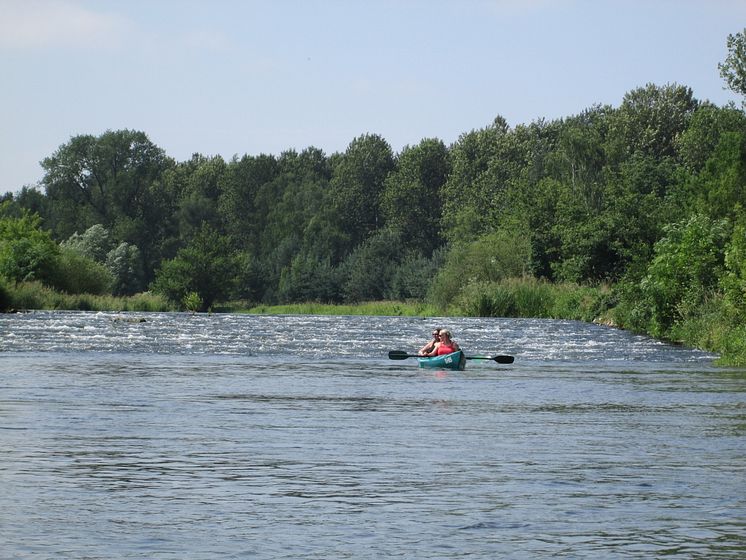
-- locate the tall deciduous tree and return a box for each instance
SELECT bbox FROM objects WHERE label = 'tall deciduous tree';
[719,28,746,102]
[249,149,333,300]
[441,116,545,243]
[40,130,175,288]
[218,153,279,250]
[381,138,450,256]
[329,134,395,249]
[175,154,227,242]
[676,103,746,171]
[605,83,698,162]
[41,130,172,238]
[550,106,610,212]
[440,117,507,242]
[691,131,746,222]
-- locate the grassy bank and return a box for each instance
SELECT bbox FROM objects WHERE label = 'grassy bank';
[242,301,440,317]
[1,281,174,312]
[240,279,612,321]
[669,310,746,366]
[611,294,746,366]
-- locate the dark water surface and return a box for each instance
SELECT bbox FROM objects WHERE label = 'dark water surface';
[1,311,745,558]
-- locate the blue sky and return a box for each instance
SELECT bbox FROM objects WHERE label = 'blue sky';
[1,0,744,193]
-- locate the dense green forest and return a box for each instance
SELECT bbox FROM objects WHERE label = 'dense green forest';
[2,30,746,362]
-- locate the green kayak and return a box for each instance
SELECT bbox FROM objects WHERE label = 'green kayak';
[418,350,466,371]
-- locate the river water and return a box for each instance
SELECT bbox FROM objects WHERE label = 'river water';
[1,311,745,559]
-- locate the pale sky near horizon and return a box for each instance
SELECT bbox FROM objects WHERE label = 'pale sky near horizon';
[1,0,744,194]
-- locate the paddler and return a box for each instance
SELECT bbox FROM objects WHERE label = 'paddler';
[423,329,460,357]
[418,328,442,355]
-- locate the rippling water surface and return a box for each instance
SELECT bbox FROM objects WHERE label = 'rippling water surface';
[1,311,745,558]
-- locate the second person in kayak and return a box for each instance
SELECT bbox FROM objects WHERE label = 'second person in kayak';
[418,327,441,355]
[423,329,460,356]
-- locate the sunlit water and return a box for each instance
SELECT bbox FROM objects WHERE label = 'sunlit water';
[1,311,745,558]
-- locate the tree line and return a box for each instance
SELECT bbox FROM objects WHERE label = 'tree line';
[2,30,745,349]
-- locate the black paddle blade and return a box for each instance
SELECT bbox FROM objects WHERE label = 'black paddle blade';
[465,355,515,364]
[388,350,415,360]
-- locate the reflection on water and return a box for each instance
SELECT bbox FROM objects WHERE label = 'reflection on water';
[1,312,744,558]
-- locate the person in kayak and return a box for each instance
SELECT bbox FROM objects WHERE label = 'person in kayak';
[423,329,460,356]
[418,328,442,355]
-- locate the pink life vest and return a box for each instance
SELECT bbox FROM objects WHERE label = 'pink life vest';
[436,343,458,355]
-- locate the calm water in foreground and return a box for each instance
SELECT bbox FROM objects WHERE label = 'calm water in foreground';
[1,311,745,559]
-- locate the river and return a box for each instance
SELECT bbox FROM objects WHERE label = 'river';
[1,311,744,558]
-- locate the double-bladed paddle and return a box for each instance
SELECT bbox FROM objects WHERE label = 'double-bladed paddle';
[388,350,514,364]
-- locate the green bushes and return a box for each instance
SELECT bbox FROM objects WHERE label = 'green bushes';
[552,282,615,322]
[0,212,125,298]
[106,242,145,296]
[0,210,60,285]
[386,250,440,301]
[429,228,532,310]
[182,292,203,313]
[448,277,610,321]
[511,279,555,317]
[62,225,146,295]
[338,229,404,302]
[611,214,729,335]
[640,214,727,336]
[722,217,746,317]
[151,225,237,311]
[605,211,746,365]
[661,295,746,366]
[53,248,114,295]
[278,255,340,303]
